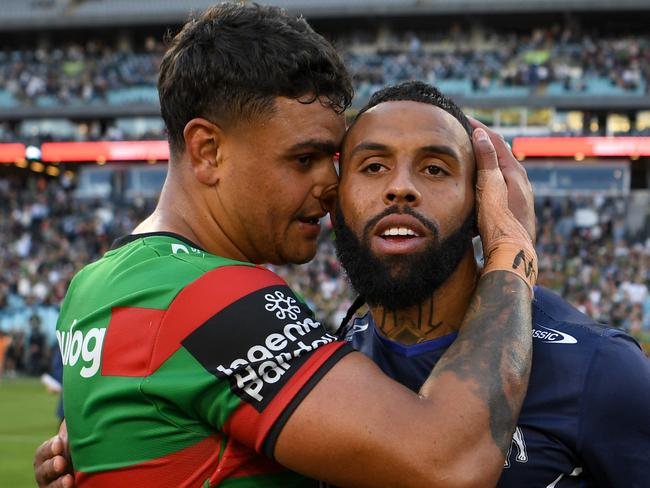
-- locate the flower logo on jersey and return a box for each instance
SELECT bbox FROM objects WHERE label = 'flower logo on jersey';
[264,290,301,320]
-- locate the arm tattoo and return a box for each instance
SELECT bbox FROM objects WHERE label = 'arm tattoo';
[428,271,532,455]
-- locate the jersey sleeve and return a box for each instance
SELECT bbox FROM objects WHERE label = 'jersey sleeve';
[156,264,353,458]
[578,331,650,486]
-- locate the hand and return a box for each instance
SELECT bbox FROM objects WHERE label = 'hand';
[471,126,537,293]
[469,117,536,244]
[34,421,75,488]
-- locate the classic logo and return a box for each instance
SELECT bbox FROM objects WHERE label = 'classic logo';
[56,320,106,378]
[532,325,578,344]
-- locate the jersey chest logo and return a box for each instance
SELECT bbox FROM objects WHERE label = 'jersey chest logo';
[532,325,578,344]
[57,320,107,378]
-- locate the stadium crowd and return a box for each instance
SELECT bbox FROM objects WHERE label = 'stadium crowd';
[1,24,649,111]
[0,174,648,379]
[345,25,650,98]
[0,36,163,107]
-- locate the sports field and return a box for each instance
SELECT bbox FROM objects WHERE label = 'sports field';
[0,377,60,487]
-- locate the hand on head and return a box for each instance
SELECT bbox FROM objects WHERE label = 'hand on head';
[470,121,538,294]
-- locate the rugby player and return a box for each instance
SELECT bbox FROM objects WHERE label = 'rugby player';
[34,4,537,487]
[335,81,650,487]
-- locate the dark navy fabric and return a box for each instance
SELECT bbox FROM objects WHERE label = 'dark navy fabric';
[344,287,650,487]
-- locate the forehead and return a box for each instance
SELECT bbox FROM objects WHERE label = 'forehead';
[254,96,346,146]
[344,100,472,157]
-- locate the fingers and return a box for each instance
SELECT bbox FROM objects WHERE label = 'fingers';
[34,436,58,466]
[469,117,536,244]
[34,436,73,488]
[472,128,498,171]
[59,474,75,488]
[468,116,520,172]
[35,454,68,487]
[59,420,68,447]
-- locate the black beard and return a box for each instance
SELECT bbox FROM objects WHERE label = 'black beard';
[333,203,476,311]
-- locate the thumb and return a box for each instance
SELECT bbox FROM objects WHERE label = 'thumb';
[473,128,498,171]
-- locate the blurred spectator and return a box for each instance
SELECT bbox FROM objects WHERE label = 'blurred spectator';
[0,329,12,380]
[28,314,46,375]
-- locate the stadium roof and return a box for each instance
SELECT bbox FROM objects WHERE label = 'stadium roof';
[1,0,649,31]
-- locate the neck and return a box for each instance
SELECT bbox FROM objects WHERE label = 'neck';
[369,251,479,344]
[132,164,251,262]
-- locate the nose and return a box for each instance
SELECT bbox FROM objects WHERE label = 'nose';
[313,157,340,211]
[383,166,422,206]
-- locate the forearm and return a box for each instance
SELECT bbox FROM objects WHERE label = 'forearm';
[417,271,532,483]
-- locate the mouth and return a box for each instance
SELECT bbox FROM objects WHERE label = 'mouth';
[379,226,421,238]
[298,216,321,226]
[296,212,326,238]
[371,214,430,255]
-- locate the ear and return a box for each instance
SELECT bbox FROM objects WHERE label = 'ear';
[183,118,223,186]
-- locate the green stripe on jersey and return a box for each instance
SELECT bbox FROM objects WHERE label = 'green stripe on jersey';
[142,346,242,434]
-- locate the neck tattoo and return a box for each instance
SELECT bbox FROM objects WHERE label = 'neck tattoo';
[379,296,444,344]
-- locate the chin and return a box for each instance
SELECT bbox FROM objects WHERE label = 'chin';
[279,246,318,266]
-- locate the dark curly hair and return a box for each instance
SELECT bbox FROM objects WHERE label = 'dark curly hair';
[353,80,472,136]
[158,2,354,155]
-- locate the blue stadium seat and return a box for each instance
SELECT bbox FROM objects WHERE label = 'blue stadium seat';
[0,90,19,108]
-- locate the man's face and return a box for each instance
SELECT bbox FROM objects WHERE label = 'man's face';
[214,97,345,265]
[335,101,476,309]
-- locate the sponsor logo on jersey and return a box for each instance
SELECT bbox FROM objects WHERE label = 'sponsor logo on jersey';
[171,243,205,257]
[264,290,301,320]
[183,285,335,411]
[56,320,107,378]
[504,426,528,468]
[532,325,577,344]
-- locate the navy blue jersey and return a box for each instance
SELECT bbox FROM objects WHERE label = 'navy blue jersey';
[344,287,650,487]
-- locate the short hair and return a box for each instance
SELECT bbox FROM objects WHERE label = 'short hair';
[158,2,353,155]
[351,80,472,137]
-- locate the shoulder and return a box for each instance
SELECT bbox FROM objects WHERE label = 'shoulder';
[529,288,648,403]
[532,287,640,350]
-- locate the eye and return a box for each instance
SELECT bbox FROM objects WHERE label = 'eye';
[364,162,385,173]
[424,165,444,176]
[297,154,312,166]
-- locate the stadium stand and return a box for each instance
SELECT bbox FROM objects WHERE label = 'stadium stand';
[1,1,650,379]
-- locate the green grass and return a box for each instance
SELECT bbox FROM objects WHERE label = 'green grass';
[0,377,60,487]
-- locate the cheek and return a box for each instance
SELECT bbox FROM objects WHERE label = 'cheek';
[339,182,369,225]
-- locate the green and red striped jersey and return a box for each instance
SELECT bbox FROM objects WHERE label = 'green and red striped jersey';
[57,232,352,487]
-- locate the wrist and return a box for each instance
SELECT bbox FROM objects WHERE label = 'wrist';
[482,241,537,295]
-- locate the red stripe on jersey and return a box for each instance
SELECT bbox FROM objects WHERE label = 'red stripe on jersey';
[75,435,221,487]
[223,341,346,452]
[209,438,286,485]
[101,307,165,376]
[148,265,285,374]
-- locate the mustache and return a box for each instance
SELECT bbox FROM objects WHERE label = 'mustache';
[362,205,439,242]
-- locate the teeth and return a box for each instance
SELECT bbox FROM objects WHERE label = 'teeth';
[382,227,418,237]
